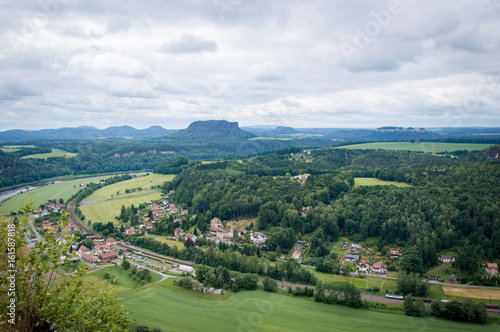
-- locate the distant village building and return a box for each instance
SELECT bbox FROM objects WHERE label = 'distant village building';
[390,250,400,258]
[106,238,117,245]
[486,263,498,277]
[292,248,302,260]
[211,218,223,227]
[371,262,387,274]
[440,255,455,263]
[294,174,311,180]
[250,231,268,244]
[99,251,118,262]
[357,261,370,272]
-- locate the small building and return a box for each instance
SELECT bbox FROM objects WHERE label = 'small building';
[81,253,97,264]
[250,231,268,244]
[440,255,455,263]
[428,276,442,282]
[486,263,499,277]
[99,251,118,262]
[351,243,363,249]
[357,261,370,272]
[344,255,359,263]
[448,274,457,281]
[124,228,135,236]
[211,218,223,227]
[371,262,387,274]
[175,228,185,237]
[179,265,194,273]
[106,238,117,245]
[390,250,400,258]
[185,233,197,242]
[65,225,79,233]
[92,244,110,255]
[292,249,302,260]
[42,220,51,229]
[294,174,311,180]
[78,245,90,256]
[145,222,153,229]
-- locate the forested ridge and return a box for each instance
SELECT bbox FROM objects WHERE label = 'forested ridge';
[167,146,500,265]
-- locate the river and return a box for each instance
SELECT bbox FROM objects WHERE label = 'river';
[0,180,65,202]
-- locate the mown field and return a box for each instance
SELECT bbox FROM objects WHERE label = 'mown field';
[81,174,174,202]
[354,177,412,188]
[80,189,164,225]
[0,175,106,215]
[79,265,164,297]
[337,142,493,154]
[21,148,78,159]
[120,279,497,332]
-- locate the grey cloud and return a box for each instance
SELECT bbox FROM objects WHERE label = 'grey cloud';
[160,33,218,54]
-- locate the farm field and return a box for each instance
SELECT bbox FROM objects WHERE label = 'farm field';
[0,175,106,215]
[120,279,496,332]
[21,148,78,159]
[309,269,398,293]
[81,174,174,202]
[83,266,163,294]
[443,285,500,301]
[336,142,493,154]
[80,189,163,225]
[354,177,412,188]
[145,235,183,248]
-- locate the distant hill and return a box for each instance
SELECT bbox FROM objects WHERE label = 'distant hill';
[271,126,300,135]
[0,125,175,143]
[165,120,256,141]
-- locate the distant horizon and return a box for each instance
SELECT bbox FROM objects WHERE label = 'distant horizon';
[1,121,500,133]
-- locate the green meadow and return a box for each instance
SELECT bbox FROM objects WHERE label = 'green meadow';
[354,177,412,188]
[81,174,174,202]
[337,142,493,154]
[120,279,497,332]
[21,148,78,159]
[0,175,105,215]
[80,189,164,225]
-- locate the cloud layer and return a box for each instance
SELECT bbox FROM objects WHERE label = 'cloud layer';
[0,0,499,130]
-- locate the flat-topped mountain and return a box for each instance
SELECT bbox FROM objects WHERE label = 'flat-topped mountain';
[165,120,256,141]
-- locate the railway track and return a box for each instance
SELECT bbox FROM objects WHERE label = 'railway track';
[114,243,195,268]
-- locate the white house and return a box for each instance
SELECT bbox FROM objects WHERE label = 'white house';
[250,231,268,244]
[440,255,455,263]
[292,249,302,260]
[371,262,387,274]
[357,261,370,272]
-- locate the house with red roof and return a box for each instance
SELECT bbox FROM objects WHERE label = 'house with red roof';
[82,253,97,264]
[124,228,135,235]
[92,244,110,255]
[106,238,116,245]
[99,251,118,262]
[357,261,370,273]
[78,245,90,256]
[145,222,153,229]
[371,262,387,274]
[390,250,401,258]
[486,263,498,277]
[65,225,79,233]
[250,231,268,244]
[292,248,302,260]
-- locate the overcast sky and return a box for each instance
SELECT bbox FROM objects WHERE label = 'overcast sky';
[1,0,499,130]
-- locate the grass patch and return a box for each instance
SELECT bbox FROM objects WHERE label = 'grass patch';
[120,283,498,331]
[85,265,161,294]
[0,175,106,215]
[21,148,77,160]
[354,177,412,188]
[157,278,233,301]
[80,190,164,225]
[336,142,493,154]
[81,174,174,202]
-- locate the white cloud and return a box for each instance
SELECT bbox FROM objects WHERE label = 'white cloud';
[0,0,499,130]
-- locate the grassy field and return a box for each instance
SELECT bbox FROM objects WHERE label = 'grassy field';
[120,279,497,332]
[0,175,106,215]
[80,189,164,225]
[84,265,162,294]
[309,269,398,293]
[144,235,182,248]
[443,285,500,301]
[337,142,493,154]
[81,174,174,202]
[354,177,412,188]
[21,148,78,159]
